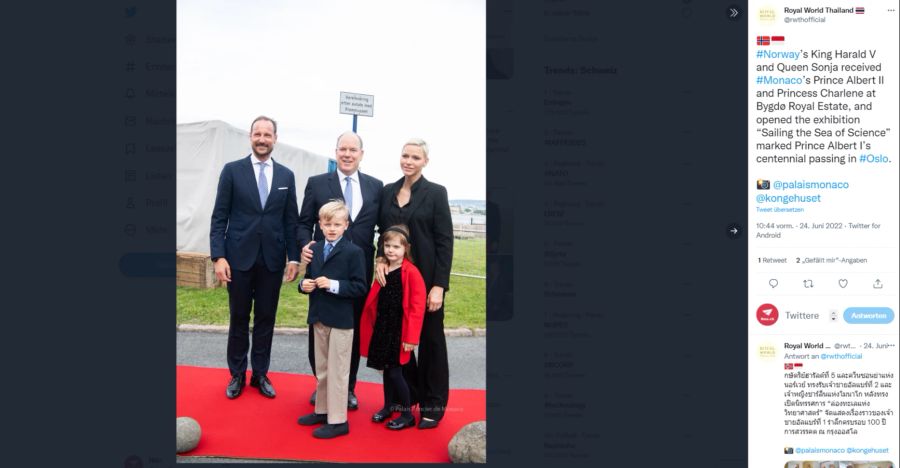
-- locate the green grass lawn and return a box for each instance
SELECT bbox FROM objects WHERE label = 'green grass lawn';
[177,239,486,329]
[450,238,485,276]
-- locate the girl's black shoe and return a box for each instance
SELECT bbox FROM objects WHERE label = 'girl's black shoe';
[417,418,439,429]
[386,415,416,430]
[371,407,393,423]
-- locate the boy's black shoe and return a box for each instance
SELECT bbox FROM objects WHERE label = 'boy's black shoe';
[297,413,328,426]
[348,390,358,410]
[313,422,349,439]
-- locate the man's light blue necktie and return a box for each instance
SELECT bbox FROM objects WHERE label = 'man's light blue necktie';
[257,162,269,208]
[343,176,353,220]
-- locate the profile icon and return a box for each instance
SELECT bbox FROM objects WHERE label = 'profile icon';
[756,303,779,326]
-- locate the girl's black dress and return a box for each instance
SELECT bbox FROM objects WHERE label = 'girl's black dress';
[366,268,402,370]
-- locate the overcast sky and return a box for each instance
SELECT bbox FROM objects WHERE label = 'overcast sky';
[177,0,485,200]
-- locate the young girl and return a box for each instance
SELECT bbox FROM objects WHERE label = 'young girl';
[359,225,426,430]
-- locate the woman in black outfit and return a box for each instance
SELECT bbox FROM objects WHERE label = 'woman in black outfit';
[375,138,454,429]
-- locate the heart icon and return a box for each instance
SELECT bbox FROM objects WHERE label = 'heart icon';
[838,279,848,288]
[769,279,778,288]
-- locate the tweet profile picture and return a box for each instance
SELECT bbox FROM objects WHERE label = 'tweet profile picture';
[756,303,779,325]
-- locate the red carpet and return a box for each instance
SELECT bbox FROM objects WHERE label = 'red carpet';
[176,366,486,463]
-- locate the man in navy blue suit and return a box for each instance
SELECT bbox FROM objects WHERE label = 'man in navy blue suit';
[297,131,383,409]
[210,116,300,400]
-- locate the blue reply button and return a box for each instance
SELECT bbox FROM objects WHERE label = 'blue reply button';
[843,307,895,324]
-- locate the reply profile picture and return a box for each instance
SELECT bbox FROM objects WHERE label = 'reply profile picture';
[757,342,777,360]
[756,303,779,325]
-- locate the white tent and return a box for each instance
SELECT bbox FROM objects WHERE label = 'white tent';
[177,120,330,254]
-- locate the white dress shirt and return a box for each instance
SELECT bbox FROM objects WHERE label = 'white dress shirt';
[251,154,273,194]
[325,237,342,294]
[339,170,363,220]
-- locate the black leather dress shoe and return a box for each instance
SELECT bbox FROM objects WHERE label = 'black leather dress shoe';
[250,374,276,398]
[226,373,245,399]
[309,389,317,405]
[371,407,393,423]
[297,413,328,426]
[417,418,439,430]
[347,390,358,410]
[313,422,349,439]
[386,415,415,431]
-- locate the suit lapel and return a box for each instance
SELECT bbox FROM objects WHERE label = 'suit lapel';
[312,243,325,271]
[399,176,430,224]
[242,156,263,211]
[329,171,343,201]
[356,172,375,220]
[265,159,287,210]
[323,238,347,265]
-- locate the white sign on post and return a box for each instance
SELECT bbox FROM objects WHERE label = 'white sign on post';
[339,92,374,117]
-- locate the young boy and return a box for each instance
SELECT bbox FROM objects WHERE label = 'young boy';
[297,200,368,438]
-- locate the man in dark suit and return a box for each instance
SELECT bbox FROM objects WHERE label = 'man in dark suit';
[210,116,300,400]
[297,131,382,409]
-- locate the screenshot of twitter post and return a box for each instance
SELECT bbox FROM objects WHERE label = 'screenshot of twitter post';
[748,2,899,468]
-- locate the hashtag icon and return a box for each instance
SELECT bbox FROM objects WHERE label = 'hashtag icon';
[125,61,135,72]
[859,157,866,164]
[756,50,764,59]
[756,76,764,84]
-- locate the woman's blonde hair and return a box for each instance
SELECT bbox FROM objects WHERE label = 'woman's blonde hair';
[402,138,429,158]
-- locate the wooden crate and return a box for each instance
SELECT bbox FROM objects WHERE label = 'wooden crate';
[177,252,219,289]
[176,252,307,288]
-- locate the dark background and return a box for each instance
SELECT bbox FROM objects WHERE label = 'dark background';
[4,0,747,465]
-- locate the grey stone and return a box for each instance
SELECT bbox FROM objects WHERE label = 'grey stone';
[176,417,202,453]
[448,420,486,463]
